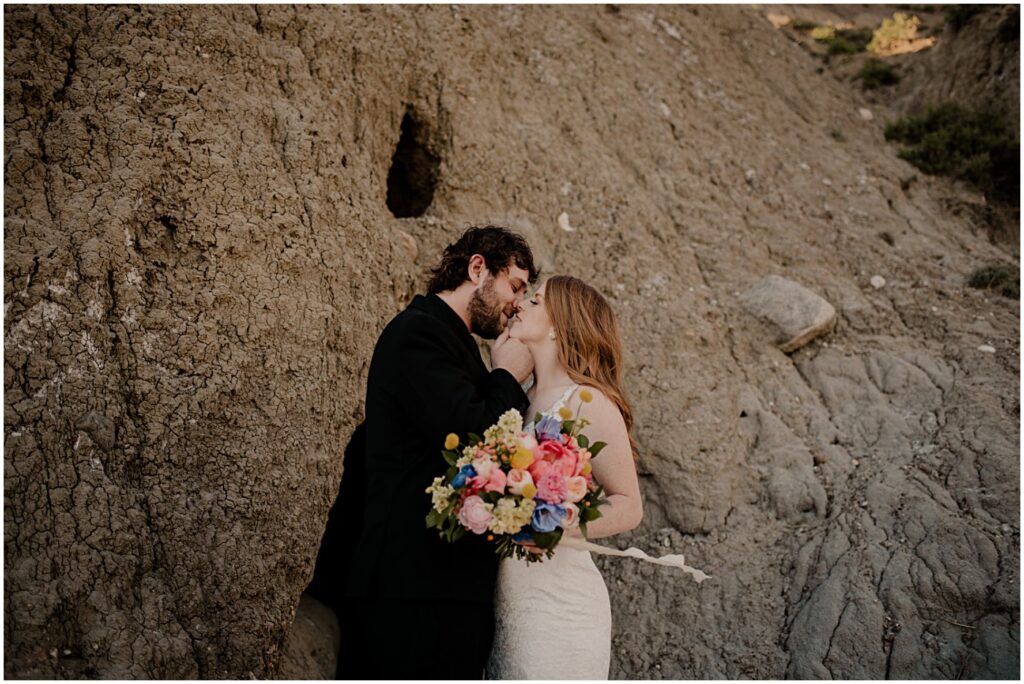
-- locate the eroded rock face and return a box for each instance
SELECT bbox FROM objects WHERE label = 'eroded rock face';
[5,5,1018,679]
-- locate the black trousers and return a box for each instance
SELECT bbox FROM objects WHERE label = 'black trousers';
[337,597,495,680]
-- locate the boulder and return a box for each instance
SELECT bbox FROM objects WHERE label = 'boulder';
[739,276,837,352]
[276,594,340,680]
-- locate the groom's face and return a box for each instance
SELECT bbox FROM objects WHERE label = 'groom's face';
[468,264,529,339]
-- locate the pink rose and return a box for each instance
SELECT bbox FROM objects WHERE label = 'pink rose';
[561,503,579,529]
[506,468,534,495]
[536,470,568,503]
[483,467,507,494]
[565,476,588,503]
[457,496,493,535]
[472,456,495,480]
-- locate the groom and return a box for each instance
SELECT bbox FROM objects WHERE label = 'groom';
[336,226,538,679]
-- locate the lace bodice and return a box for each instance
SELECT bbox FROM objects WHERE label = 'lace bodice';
[523,383,579,433]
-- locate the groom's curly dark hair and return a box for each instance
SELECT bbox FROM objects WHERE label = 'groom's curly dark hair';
[427,226,540,294]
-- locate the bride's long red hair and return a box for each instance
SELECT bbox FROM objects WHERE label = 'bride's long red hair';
[544,275,638,458]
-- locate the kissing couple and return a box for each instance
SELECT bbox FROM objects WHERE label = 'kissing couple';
[315,225,643,679]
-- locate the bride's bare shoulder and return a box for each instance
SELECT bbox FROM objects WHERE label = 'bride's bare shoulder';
[575,385,626,430]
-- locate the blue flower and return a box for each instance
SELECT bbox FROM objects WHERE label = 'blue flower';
[531,502,566,533]
[452,464,476,489]
[512,529,533,543]
[535,414,563,442]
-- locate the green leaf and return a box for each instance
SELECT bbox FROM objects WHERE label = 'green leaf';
[533,413,543,425]
[588,441,607,458]
[445,465,457,482]
[530,528,563,549]
[577,434,590,449]
[467,432,482,445]
[480,491,501,505]
[562,420,575,435]
[426,509,443,528]
[580,505,603,522]
[451,526,467,542]
[442,450,458,467]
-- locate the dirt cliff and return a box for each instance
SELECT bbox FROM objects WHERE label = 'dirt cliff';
[4,5,1018,678]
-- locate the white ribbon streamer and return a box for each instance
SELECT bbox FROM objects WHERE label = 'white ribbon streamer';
[560,535,711,584]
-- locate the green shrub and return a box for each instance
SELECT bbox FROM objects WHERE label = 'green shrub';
[967,263,1020,299]
[859,58,900,89]
[884,104,1020,204]
[868,12,922,53]
[946,5,987,32]
[790,18,819,31]
[813,26,874,54]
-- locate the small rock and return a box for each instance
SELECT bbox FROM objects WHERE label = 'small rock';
[870,275,886,289]
[659,101,671,117]
[394,230,418,263]
[745,169,756,184]
[852,458,860,466]
[738,275,837,353]
[859,107,874,120]
[978,345,996,353]
[557,211,575,232]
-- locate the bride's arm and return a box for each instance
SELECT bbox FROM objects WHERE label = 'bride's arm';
[573,388,643,539]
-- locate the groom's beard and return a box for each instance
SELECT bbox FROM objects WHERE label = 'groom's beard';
[468,278,506,340]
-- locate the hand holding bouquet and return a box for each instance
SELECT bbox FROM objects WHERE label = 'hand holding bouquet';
[426,394,607,562]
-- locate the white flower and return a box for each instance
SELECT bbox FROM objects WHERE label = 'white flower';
[425,477,456,513]
[489,496,535,535]
[484,409,524,444]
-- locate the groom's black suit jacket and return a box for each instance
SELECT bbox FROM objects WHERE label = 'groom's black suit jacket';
[340,293,529,603]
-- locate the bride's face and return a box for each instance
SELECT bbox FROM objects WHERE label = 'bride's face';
[508,283,554,344]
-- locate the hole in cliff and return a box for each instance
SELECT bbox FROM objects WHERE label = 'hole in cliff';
[386,110,440,218]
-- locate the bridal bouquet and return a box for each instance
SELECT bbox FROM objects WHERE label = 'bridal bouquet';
[425,394,606,562]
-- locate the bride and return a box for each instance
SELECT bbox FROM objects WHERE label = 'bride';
[485,275,644,680]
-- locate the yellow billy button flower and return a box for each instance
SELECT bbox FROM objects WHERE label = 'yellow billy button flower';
[521,483,538,499]
[510,446,534,469]
[558,406,573,421]
[581,462,592,476]
[444,433,459,450]
[579,389,593,403]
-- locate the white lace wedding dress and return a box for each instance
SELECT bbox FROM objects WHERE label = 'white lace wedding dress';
[485,385,612,680]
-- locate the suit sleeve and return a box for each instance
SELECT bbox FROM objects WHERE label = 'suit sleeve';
[382,320,528,450]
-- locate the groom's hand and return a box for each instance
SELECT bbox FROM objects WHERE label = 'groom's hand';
[491,329,534,383]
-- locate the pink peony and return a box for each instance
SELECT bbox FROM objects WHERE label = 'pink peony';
[535,439,571,462]
[552,452,578,477]
[528,458,551,481]
[536,470,568,503]
[458,495,493,534]
[506,468,534,495]
[565,476,588,503]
